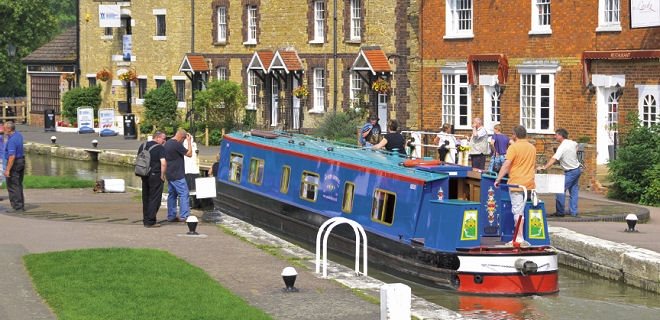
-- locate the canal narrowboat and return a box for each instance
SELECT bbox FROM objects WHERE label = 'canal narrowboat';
[214,130,558,296]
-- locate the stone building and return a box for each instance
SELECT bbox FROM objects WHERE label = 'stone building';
[420,1,659,188]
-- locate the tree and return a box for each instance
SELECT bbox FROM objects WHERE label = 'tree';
[0,0,60,97]
[61,85,102,123]
[194,80,247,143]
[142,81,179,136]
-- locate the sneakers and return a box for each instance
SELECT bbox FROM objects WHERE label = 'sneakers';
[167,217,185,222]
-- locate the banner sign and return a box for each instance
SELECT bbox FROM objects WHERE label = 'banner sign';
[99,5,121,28]
[77,107,95,134]
[631,0,660,28]
[98,108,116,130]
[122,35,132,61]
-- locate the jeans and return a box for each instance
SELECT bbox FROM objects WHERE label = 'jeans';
[488,155,505,172]
[167,178,190,220]
[556,167,582,216]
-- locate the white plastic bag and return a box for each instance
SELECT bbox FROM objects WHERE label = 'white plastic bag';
[534,174,565,194]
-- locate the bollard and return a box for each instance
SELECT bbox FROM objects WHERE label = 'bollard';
[380,283,411,320]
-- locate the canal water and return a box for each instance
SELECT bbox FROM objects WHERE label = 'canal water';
[26,154,660,319]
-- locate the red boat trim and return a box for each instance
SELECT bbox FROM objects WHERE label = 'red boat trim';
[457,272,559,295]
[226,135,427,185]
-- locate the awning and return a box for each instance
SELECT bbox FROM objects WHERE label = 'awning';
[467,54,508,85]
[352,47,391,75]
[269,50,304,73]
[247,51,274,72]
[179,54,210,73]
[582,49,660,85]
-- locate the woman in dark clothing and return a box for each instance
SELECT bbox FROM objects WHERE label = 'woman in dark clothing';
[372,120,406,155]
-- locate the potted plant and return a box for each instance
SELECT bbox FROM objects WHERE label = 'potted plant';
[293,85,309,98]
[118,69,137,83]
[371,78,391,94]
[96,68,112,82]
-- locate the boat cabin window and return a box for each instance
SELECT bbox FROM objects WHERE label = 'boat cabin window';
[300,171,320,202]
[371,189,396,225]
[229,153,244,183]
[280,166,291,194]
[248,158,265,185]
[342,182,355,213]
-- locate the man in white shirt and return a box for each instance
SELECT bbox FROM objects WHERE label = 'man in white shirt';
[469,117,489,170]
[538,128,583,217]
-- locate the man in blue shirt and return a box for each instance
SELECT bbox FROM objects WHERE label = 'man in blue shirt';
[4,121,24,212]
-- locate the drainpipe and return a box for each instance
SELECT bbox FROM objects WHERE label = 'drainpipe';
[419,0,424,131]
[76,0,80,86]
[191,0,195,53]
[333,0,337,114]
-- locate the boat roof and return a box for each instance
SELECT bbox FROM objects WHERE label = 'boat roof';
[225,131,447,183]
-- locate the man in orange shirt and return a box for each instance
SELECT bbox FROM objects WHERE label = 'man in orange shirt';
[494,125,536,246]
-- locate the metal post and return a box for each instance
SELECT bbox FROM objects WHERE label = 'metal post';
[333,0,338,114]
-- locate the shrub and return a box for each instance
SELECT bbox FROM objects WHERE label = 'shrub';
[194,80,247,135]
[607,114,660,205]
[61,86,102,124]
[143,81,178,135]
[313,111,364,143]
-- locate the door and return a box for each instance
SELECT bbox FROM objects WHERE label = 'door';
[292,78,301,130]
[596,88,620,164]
[377,93,387,132]
[483,85,501,134]
[271,80,279,126]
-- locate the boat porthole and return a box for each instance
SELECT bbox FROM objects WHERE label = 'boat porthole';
[474,274,483,284]
[327,147,334,151]
[299,142,305,146]
[288,139,294,144]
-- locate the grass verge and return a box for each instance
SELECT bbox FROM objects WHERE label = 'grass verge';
[24,248,271,320]
[23,176,95,189]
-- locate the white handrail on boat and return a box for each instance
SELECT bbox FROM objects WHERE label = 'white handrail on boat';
[315,217,368,278]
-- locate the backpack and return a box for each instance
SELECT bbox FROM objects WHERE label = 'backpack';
[135,142,159,177]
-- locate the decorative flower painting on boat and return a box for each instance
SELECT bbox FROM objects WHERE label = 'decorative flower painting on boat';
[96,68,112,82]
[371,78,391,94]
[293,85,309,98]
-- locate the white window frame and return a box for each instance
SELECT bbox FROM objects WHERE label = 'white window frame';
[444,0,474,39]
[311,68,325,113]
[441,64,471,129]
[597,0,622,32]
[312,1,325,43]
[529,0,552,35]
[635,85,660,127]
[350,0,361,41]
[349,72,362,108]
[217,6,227,43]
[518,63,559,134]
[244,5,258,45]
[216,67,227,80]
[153,9,167,40]
[247,71,257,110]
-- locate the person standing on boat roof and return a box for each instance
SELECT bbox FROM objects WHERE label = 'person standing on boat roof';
[469,117,489,170]
[494,125,535,247]
[164,129,193,222]
[488,124,510,173]
[359,115,382,147]
[372,120,406,155]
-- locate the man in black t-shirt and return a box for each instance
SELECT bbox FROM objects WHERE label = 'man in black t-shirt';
[139,131,167,227]
[164,129,193,222]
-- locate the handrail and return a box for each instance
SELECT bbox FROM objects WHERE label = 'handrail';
[315,217,368,278]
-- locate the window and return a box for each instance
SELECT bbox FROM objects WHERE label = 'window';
[490,90,501,123]
[300,171,320,202]
[607,91,620,132]
[155,78,165,88]
[350,0,361,41]
[138,78,147,98]
[342,182,355,213]
[248,158,265,185]
[637,86,660,127]
[310,1,325,42]
[280,166,291,194]
[175,80,185,102]
[245,5,258,44]
[313,68,325,112]
[217,6,227,42]
[441,71,470,129]
[349,72,362,107]
[519,71,555,133]
[597,0,621,32]
[445,0,473,39]
[156,14,166,37]
[104,27,113,37]
[87,76,96,87]
[217,67,227,80]
[247,71,257,110]
[371,189,396,225]
[530,0,551,34]
[229,153,244,183]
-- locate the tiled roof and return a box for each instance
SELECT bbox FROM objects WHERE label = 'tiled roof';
[248,51,274,71]
[279,51,303,71]
[362,48,391,73]
[22,27,77,64]
[186,54,210,72]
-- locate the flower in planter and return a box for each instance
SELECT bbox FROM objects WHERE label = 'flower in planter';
[96,68,112,82]
[118,69,137,83]
[371,78,391,94]
[293,85,309,98]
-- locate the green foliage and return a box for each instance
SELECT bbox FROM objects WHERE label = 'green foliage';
[242,109,257,130]
[24,248,272,320]
[607,114,660,206]
[143,81,179,136]
[23,176,95,189]
[61,86,102,123]
[195,80,247,135]
[313,110,364,143]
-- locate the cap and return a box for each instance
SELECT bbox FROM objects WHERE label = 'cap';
[369,115,379,121]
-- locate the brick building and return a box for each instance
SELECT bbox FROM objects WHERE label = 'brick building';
[420,1,659,188]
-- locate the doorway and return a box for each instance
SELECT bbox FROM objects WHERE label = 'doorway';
[271,80,279,126]
[596,88,620,164]
[377,93,387,132]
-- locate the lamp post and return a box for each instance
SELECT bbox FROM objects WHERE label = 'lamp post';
[6,43,17,99]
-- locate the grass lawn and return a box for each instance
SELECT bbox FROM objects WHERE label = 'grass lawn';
[23,176,95,189]
[24,248,272,320]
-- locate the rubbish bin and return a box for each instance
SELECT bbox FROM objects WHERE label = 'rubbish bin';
[44,109,56,132]
[123,114,137,139]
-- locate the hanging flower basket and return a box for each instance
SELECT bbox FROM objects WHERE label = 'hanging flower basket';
[62,73,75,82]
[96,68,112,82]
[293,85,309,98]
[372,78,391,94]
[118,69,138,83]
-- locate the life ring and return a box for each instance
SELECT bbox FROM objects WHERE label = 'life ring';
[402,159,442,167]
